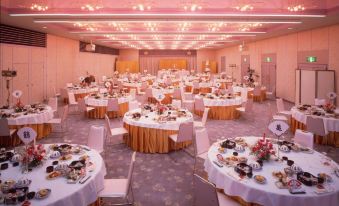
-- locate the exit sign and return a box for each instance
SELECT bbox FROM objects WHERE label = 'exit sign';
[307,56,317,63]
[265,57,272,62]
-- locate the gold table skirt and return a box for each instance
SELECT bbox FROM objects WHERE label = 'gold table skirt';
[195,105,240,120]
[86,102,129,119]
[123,123,192,153]
[64,93,92,103]
[1,123,52,147]
[148,93,173,105]
[185,86,212,94]
[248,90,267,102]
[291,118,339,147]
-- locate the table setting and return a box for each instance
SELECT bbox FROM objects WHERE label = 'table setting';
[65,85,99,102]
[204,135,339,206]
[123,104,193,153]
[0,143,106,206]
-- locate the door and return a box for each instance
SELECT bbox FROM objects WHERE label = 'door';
[241,55,250,83]
[30,63,44,103]
[261,54,277,94]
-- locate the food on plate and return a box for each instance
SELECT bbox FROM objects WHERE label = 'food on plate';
[254,175,266,184]
[59,154,72,161]
[46,171,61,179]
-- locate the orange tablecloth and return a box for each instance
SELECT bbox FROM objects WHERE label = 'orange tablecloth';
[291,118,339,147]
[195,105,240,120]
[1,123,52,147]
[86,102,129,119]
[123,123,192,153]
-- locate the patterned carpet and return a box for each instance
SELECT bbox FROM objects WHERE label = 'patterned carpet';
[39,100,339,206]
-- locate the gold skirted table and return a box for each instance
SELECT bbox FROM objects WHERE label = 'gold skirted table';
[248,89,267,102]
[185,86,212,94]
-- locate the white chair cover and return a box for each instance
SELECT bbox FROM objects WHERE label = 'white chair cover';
[87,125,105,153]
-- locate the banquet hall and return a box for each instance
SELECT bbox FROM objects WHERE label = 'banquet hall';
[0,0,339,205]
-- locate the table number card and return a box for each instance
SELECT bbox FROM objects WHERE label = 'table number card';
[17,127,37,145]
[268,120,289,137]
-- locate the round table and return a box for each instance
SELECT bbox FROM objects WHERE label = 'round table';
[291,107,339,147]
[65,87,99,103]
[84,95,132,119]
[0,106,53,147]
[148,88,174,105]
[204,136,339,206]
[1,144,106,206]
[195,95,242,120]
[123,108,193,153]
[185,81,212,94]
[233,86,267,102]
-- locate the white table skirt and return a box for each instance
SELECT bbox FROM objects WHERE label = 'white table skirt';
[291,107,339,134]
[197,96,242,107]
[123,108,193,130]
[4,106,54,125]
[84,96,132,107]
[2,144,106,206]
[67,87,98,95]
[204,136,339,206]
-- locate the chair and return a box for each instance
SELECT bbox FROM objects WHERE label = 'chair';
[306,116,326,136]
[180,88,194,111]
[194,97,205,112]
[240,87,248,103]
[78,98,95,114]
[47,105,69,133]
[194,108,210,128]
[87,125,105,153]
[193,128,210,170]
[48,97,58,114]
[169,121,194,158]
[53,87,61,98]
[252,86,262,102]
[266,86,276,100]
[60,88,68,100]
[0,119,16,137]
[129,89,136,100]
[67,92,79,113]
[128,100,139,111]
[104,114,128,147]
[172,88,181,100]
[145,88,153,103]
[294,129,314,148]
[172,99,182,108]
[193,174,240,206]
[236,98,253,115]
[315,98,326,106]
[66,83,73,87]
[193,81,200,93]
[99,152,136,205]
[276,98,292,116]
[107,98,120,118]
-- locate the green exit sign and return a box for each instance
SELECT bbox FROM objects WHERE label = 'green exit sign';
[307,56,317,63]
[265,57,272,62]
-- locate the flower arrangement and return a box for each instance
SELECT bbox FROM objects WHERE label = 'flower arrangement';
[12,90,24,109]
[246,67,259,87]
[250,134,275,161]
[324,102,336,114]
[19,144,46,170]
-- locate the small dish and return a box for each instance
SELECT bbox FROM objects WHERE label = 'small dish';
[35,189,51,199]
[254,175,266,184]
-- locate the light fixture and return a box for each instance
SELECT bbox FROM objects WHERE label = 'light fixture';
[81,0,103,11]
[287,5,305,12]
[235,4,254,11]
[131,0,154,11]
[30,2,48,11]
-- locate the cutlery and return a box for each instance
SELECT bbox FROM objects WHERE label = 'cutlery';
[80,175,91,184]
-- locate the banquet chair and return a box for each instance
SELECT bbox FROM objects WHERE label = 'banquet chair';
[193,128,210,171]
[107,98,120,118]
[236,98,253,119]
[193,81,200,93]
[145,88,153,103]
[87,125,105,154]
[252,86,262,102]
[129,89,137,100]
[0,119,17,139]
[315,98,326,106]
[67,92,79,113]
[66,83,73,87]
[48,97,58,115]
[240,88,248,103]
[172,99,182,109]
[48,105,69,135]
[193,174,240,206]
[60,88,68,101]
[104,114,129,152]
[294,129,314,148]
[172,88,181,100]
[78,98,95,115]
[269,101,288,122]
[306,116,326,137]
[194,97,205,113]
[53,87,61,98]
[99,152,136,205]
[276,98,292,116]
[266,86,276,100]
[128,100,140,111]
[180,88,194,111]
[169,121,194,161]
[194,108,210,128]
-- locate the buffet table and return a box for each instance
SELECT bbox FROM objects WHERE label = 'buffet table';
[194,95,242,120]
[123,107,193,153]
[1,144,106,206]
[204,136,339,206]
[0,105,53,147]
[84,94,132,119]
[291,106,339,147]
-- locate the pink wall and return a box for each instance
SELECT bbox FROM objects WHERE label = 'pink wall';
[216,24,339,104]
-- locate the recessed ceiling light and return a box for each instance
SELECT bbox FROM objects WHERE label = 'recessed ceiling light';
[42,26,47,29]
[288,27,293,30]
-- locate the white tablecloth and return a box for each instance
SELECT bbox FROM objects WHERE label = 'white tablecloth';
[185,81,212,88]
[2,106,54,125]
[291,107,339,134]
[121,81,142,88]
[232,86,254,93]
[123,108,193,130]
[2,144,106,206]
[67,87,98,95]
[84,95,132,107]
[196,95,242,107]
[204,136,339,206]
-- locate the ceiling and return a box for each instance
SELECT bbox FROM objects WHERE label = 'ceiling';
[1,0,339,50]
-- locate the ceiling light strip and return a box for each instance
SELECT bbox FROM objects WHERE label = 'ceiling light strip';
[73,31,264,35]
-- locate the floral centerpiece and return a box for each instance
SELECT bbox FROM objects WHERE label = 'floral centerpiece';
[17,144,46,171]
[245,67,259,87]
[250,134,275,161]
[323,102,336,114]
